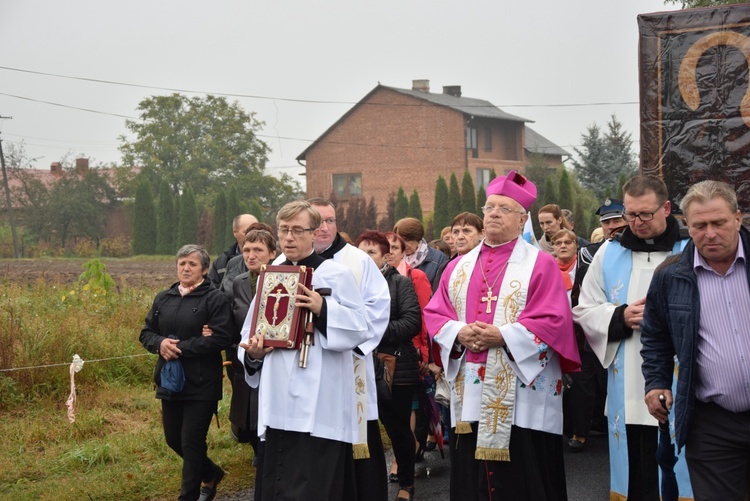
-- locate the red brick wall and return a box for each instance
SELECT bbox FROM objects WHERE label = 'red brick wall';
[304,87,558,220]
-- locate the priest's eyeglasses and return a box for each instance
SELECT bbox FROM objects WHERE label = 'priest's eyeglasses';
[278,227,314,237]
[481,205,525,216]
[622,202,665,222]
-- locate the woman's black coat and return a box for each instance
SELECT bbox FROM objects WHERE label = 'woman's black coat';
[378,265,423,385]
[140,278,237,401]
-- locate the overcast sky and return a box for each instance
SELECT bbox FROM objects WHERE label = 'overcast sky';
[0,0,676,189]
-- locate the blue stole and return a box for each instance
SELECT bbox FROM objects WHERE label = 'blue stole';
[602,239,693,500]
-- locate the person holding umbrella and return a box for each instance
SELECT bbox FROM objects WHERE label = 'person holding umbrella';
[641,180,750,500]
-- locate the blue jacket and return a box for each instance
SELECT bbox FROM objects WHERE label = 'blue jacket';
[641,226,750,449]
[415,244,448,285]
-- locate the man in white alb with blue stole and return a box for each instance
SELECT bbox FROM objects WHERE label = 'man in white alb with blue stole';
[573,176,693,501]
[425,171,580,501]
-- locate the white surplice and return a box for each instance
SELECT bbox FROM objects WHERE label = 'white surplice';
[239,259,370,443]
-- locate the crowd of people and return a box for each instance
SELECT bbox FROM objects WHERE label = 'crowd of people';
[139,171,750,501]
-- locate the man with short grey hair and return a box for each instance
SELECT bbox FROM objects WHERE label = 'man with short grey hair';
[642,180,750,500]
[208,213,258,286]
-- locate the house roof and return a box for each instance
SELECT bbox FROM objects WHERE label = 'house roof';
[297,83,568,161]
[524,126,570,157]
[384,85,532,123]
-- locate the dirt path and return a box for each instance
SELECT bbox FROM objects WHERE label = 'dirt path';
[0,258,177,291]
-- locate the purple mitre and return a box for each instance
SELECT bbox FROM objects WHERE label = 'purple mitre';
[486,170,537,210]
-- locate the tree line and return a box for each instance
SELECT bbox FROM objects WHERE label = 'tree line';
[2,94,637,257]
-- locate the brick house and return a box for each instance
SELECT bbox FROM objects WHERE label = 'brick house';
[2,158,134,240]
[299,80,569,218]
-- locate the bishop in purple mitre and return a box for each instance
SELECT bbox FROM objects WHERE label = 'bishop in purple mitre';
[425,170,580,501]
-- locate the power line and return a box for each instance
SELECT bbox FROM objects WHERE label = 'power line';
[0,91,134,119]
[0,65,640,109]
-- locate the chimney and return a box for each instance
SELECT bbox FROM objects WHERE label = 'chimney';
[443,85,462,97]
[50,162,63,177]
[75,157,89,174]
[412,79,430,93]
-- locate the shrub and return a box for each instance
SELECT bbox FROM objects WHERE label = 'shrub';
[74,238,98,258]
[100,236,132,258]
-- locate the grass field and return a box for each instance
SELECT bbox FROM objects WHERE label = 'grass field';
[0,259,257,500]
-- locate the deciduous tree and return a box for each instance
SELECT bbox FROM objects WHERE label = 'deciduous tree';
[665,0,741,7]
[119,94,269,197]
[119,93,302,222]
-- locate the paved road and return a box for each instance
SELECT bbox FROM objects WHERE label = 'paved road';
[218,431,610,500]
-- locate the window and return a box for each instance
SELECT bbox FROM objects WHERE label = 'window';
[476,168,491,190]
[332,173,362,198]
[484,128,493,152]
[465,126,478,158]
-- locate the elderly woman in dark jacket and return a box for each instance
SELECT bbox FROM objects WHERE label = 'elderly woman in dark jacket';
[357,231,422,501]
[140,244,237,501]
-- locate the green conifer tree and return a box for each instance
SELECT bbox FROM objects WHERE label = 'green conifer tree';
[574,201,590,241]
[394,187,409,222]
[408,189,423,221]
[365,197,378,230]
[476,184,487,217]
[379,192,396,231]
[132,178,157,255]
[558,168,573,212]
[617,174,627,200]
[225,187,241,248]
[212,192,228,253]
[346,197,366,239]
[448,173,461,220]
[433,176,450,234]
[543,176,558,206]
[156,182,175,254]
[248,199,264,222]
[461,171,476,214]
[177,186,198,246]
[172,194,181,248]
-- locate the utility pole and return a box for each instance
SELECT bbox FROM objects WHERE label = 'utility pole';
[0,116,20,258]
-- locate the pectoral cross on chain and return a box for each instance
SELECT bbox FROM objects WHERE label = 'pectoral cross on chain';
[481,287,498,314]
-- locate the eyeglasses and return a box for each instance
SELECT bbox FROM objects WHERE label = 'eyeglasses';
[481,205,526,216]
[278,227,314,237]
[553,240,576,247]
[321,218,337,225]
[622,202,665,222]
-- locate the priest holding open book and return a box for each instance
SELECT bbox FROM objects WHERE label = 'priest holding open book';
[238,200,371,501]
